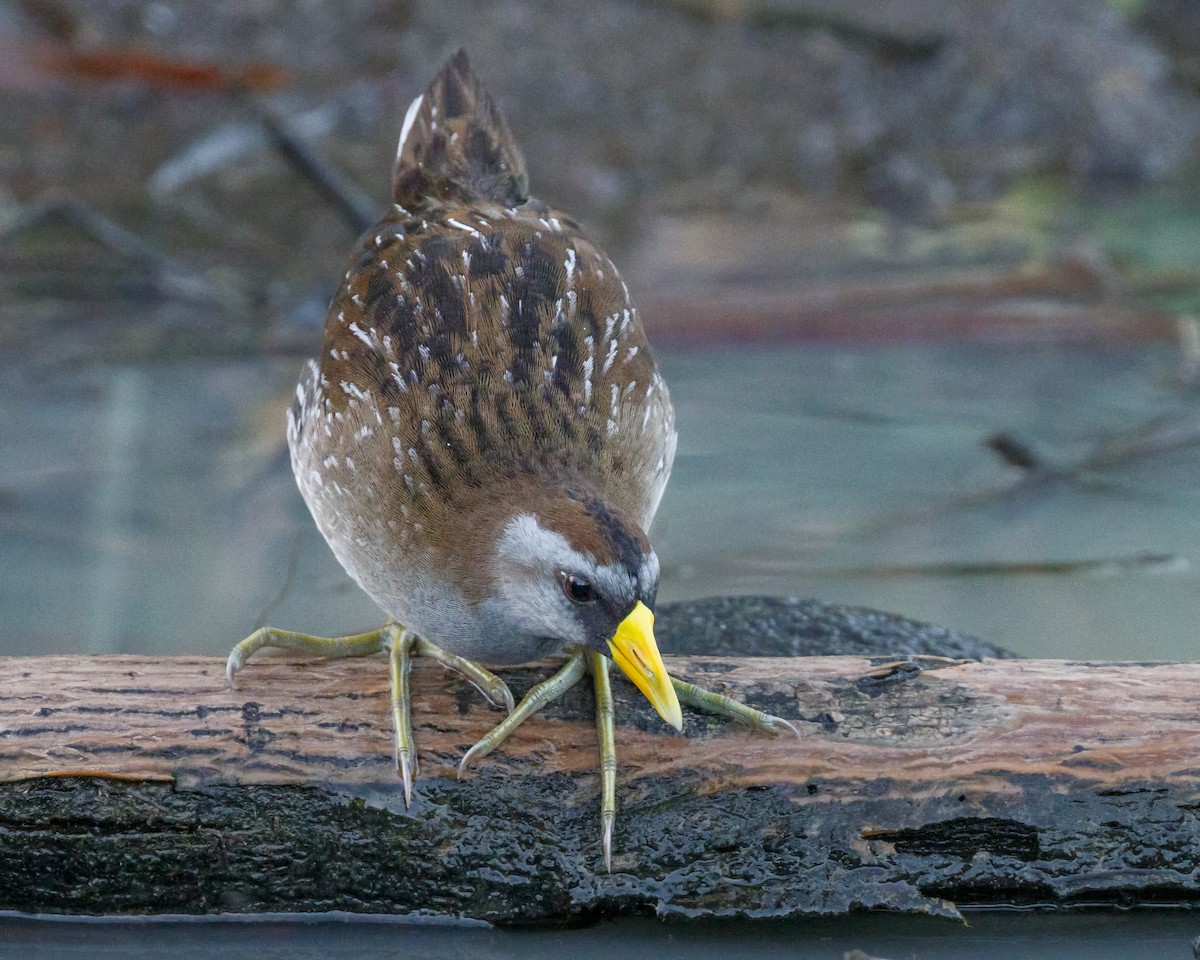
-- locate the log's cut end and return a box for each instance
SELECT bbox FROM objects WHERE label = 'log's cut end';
[1,653,1199,923]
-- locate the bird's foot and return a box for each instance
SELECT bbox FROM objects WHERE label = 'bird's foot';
[454,655,800,873]
[227,623,515,808]
[385,625,419,805]
[385,626,517,806]
[226,626,387,687]
[670,677,800,738]
[455,651,620,870]
[457,651,589,776]
[412,635,515,712]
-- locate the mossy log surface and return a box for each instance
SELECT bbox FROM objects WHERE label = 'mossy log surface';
[4,626,1200,922]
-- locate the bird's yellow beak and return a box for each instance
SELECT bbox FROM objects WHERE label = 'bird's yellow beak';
[607,601,683,731]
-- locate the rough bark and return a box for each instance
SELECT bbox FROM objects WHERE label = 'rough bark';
[2,647,1199,924]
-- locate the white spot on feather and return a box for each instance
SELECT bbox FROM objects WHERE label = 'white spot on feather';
[447,218,482,238]
[348,322,374,348]
[602,312,617,343]
[582,336,594,404]
[603,339,617,374]
[397,93,424,157]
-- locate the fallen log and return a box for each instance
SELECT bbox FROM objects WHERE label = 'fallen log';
[2,650,1199,923]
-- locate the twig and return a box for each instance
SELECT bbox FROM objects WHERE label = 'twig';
[243,95,378,232]
[984,431,1044,471]
[0,194,226,307]
[857,413,1200,541]
[148,104,340,196]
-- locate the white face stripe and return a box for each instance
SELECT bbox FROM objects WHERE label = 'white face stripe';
[497,513,654,605]
[638,552,660,598]
[397,93,424,158]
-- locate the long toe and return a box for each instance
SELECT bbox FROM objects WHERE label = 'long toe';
[671,676,802,738]
[456,653,589,777]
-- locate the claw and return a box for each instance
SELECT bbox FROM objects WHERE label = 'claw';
[225,653,241,688]
[396,744,416,807]
[767,715,801,738]
[467,677,515,713]
[457,740,485,779]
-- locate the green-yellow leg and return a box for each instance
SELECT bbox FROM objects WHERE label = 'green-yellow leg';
[458,650,589,776]
[386,625,418,805]
[589,651,617,872]
[226,626,386,686]
[226,623,516,808]
[413,636,515,712]
[671,677,800,737]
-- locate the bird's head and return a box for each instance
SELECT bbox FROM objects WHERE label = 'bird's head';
[479,494,682,730]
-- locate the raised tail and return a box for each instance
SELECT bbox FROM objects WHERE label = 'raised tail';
[392,49,529,209]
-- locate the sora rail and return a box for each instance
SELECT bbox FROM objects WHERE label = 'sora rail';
[228,49,796,869]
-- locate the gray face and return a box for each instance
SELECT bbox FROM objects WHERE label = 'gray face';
[485,513,660,657]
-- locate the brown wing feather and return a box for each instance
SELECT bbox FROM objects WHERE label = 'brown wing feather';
[316,204,674,528]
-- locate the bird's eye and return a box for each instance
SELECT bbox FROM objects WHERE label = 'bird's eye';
[562,573,596,604]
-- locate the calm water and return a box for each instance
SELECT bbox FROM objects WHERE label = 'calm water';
[2,341,1197,660]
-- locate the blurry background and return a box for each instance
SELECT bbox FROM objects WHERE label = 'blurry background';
[2,0,1200,660]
